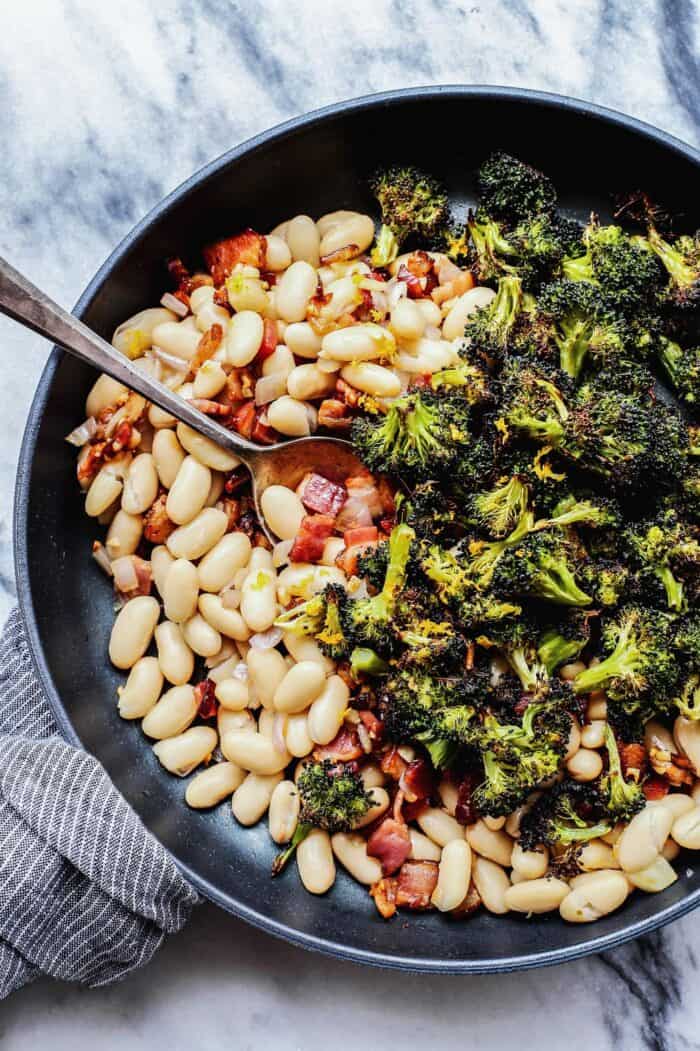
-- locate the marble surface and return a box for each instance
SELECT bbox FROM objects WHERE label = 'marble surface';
[1,0,700,1046]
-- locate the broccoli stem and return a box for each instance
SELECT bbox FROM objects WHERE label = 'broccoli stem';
[573,619,639,695]
[350,647,390,677]
[656,565,685,612]
[647,226,697,289]
[271,822,312,876]
[534,560,592,606]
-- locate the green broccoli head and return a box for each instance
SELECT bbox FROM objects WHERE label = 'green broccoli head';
[537,610,593,674]
[538,279,627,381]
[623,510,692,613]
[519,779,611,850]
[371,166,448,249]
[342,523,414,652]
[467,275,525,361]
[297,760,373,833]
[490,527,592,607]
[634,225,700,311]
[477,152,557,222]
[601,725,646,821]
[562,220,664,315]
[499,361,570,446]
[275,583,351,660]
[658,337,700,406]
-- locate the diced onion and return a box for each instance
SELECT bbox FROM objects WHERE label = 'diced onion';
[249,626,283,651]
[272,539,293,568]
[255,372,288,405]
[112,555,139,593]
[92,542,113,577]
[424,325,442,341]
[357,723,372,754]
[152,346,190,372]
[160,292,189,317]
[65,416,98,447]
[386,279,408,310]
[370,290,388,316]
[232,661,249,681]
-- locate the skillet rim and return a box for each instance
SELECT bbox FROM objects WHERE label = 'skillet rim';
[13,84,700,973]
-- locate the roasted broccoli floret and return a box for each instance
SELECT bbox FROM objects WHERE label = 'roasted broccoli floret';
[499,362,570,446]
[601,725,645,821]
[511,212,583,279]
[538,279,627,381]
[397,618,467,675]
[402,481,466,541]
[573,605,678,712]
[562,220,664,315]
[378,665,476,768]
[579,559,631,608]
[673,672,700,720]
[519,780,611,850]
[275,583,350,659]
[355,542,389,591]
[370,166,448,265]
[658,336,700,406]
[466,275,525,361]
[420,541,523,628]
[466,474,530,538]
[467,210,520,282]
[477,152,557,222]
[490,527,592,607]
[351,387,472,482]
[342,523,414,652]
[477,616,550,696]
[537,610,593,673]
[430,357,492,406]
[634,224,700,311]
[623,510,692,612]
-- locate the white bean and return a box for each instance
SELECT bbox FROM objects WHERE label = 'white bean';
[651,794,695,820]
[297,828,335,894]
[580,720,607,750]
[121,454,158,515]
[232,771,283,825]
[85,466,124,517]
[142,684,197,740]
[408,829,442,862]
[352,787,390,829]
[117,656,163,719]
[626,856,678,892]
[284,322,322,360]
[112,307,176,359]
[671,806,700,849]
[240,567,277,632]
[442,287,496,341]
[182,614,222,657]
[275,261,317,323]
[85,373,128,417]
[320,323,395,363]
[306,675,349,744]
[511,842,549,879]
[282,630,335,673]
[284,712,313,758]
[219,708,256,740]
[674,716,700,775]
[331,832,383,885]
[504,877,570,914]
[221,731,290,775]
[108,596,159,669]
[176,423,240,472]
[286,215,321,266]
[105,510,142,559]
[559,871,629,923]
[267,395,312,437]
[260,486,305,541]
[472,856,511,914]
[166,456,211,525]
[578,839,619,871]
[265,234,292,272]
[417,808,465,847]
[198,593,250,641]
[166,508,228,560]
[467,821,513,867]
[214,677,249,711]
[152,429,186,489]
[431,839,472,912]
[225,310,264,367]
[273,661,327,715]
[197,532,252,593]
[185,761,245,808]
[340,363,401,398]
[268,780,301,843]
[150,545,175,596]
[247,647,289,709]
[389,297,426,341]
[615,805,674,872]
[151,320,201,361]
[319,213,374,259]
[155,621,195,685]
[153,726,217,776]
[161,559,199,623]
[566,748,603,782]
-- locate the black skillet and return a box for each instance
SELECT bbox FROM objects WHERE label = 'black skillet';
[14,87,700,973]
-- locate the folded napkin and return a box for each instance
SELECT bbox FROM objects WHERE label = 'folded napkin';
[0,608,199,999]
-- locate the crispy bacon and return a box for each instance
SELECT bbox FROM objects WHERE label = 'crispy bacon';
[202,229,267,285]
[370,877,398,919]
[381,746,408,782]
[395,861,438,909]
[191,398,231,416]
[318,399,351,432]
[335,377,362,408]
[217,497,241,532]
[167,256,193,294]
[312,726,363,763]
[400,759,434,804]
[301,474,347,516]
[195,679,218,720]
[367,817,411,875]
[359,710,384,741]
[289,514,336,563]
[643,775,670,801]
[397,251,439,299]
[258,318,278,361]
[224,468,249,495]
[230,400,256,439]
[219,367,255,408]
[251,409,279,445]
[189,323,224,375]
[619,742,647,781]
[143,492,175,543]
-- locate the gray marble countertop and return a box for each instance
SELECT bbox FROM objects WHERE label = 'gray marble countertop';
[2,1,700,1047]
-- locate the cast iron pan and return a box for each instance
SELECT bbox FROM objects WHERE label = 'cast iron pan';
[14,87,700,973]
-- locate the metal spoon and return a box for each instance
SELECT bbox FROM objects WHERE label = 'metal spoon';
[0,256,362,538]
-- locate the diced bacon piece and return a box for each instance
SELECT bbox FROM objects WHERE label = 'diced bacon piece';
[399,759,434,804]
[455,772,480,825]
[195,679,218,720]
[380,746,408,782]
[289,514,336,563]
[219,367,255,408]
[190,323,224,374]
[76,441,106,485]
[313,726,363,764]
[359,710,384,741]
[335,377,361,408]
[318,399,351,432]
[217,497,241,532]
[370,877,398,919]
[202,229,267,285]
[224,468,249,494]
[620,741,647,781]
[251,410,278,445]
[402,799,429,823]
[132,557,153,596]
[395,860,439,909]
[167,256,193,294]
[343,525,378,549]
[143,492,175,543]
[643,776,669,801]
[191,398,231,416]
[367,817,411,876]
[301,473,347,516]
[230,400,256,439]
[258,319,278,361]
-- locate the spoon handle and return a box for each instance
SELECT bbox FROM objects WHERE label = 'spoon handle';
[0,254,263,462]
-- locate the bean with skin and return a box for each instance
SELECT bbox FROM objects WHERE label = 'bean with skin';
[287,363,336,401]
[142,684,198,740]
[318,213,374,259]
[154,621,195,685]
[431,839,472,912]
[105,510,142,559]
[417,808,465,847]
[240,566,277,633]
[265,234,292,272]
[615,805,674,872]
[578,839,619,871]
[390,297,426,341]
[193,360,228,399]
[215,677,249,711]
[306,675,349,744]
[438,779,458,816]
[320,323,395,363]
[152,429,186,489]
[483,816,506,832]
[121,454,159,515]
[566,748,603,782]
[167,508,228,561]
[340,363,402,398]
[651,794,695,819]
[151,320,201,361]
[260,486,306,542]
[674,716,700,775]
[580,720,607,750]
[153,726,218,776]
[109,596,160,669]
[442,286,496,341]
[198,593,250,641]
[504,877,570,914]
[408,829,442,862]
[176,423,240,472]
[226,310,264,366]
[472,856,511,915]
[162,559,199,623]
[166,456,212,525]
[331,833,383,885]
[559,871,629,923]
[286,215,321,267]
[352,787,390,829]
[284,322,322,360]
[511,842,549,879]
[268,780,301,844]
[671,806,700,849]
[197,532,252,593]
[185,761,246,808]
[267,395,312,437]
[284,712,314,758]
[113,307,176,358]
[297,828,335,894]
[86,466,124,517]
[117,656,163,719]
[274,661,328,715]
[220,731,291,775]
[247,647,289,709]
[182,614,222,657]
[232,771,283,825]
[219,709,256,741]
[624,855,678,893]
[282,630,335,673]
[276,261,317,323]
[151,544,175,595]
[467,820,513,867]
[85,373,128,418]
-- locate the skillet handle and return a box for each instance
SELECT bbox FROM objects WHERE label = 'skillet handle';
[0,254,261,462]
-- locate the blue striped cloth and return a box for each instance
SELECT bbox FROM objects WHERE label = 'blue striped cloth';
[0,608,198,998]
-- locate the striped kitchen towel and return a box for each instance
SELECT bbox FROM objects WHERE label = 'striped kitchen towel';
[0,608,199,999]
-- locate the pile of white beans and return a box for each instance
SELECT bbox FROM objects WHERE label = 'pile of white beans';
[72,208,700,922]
